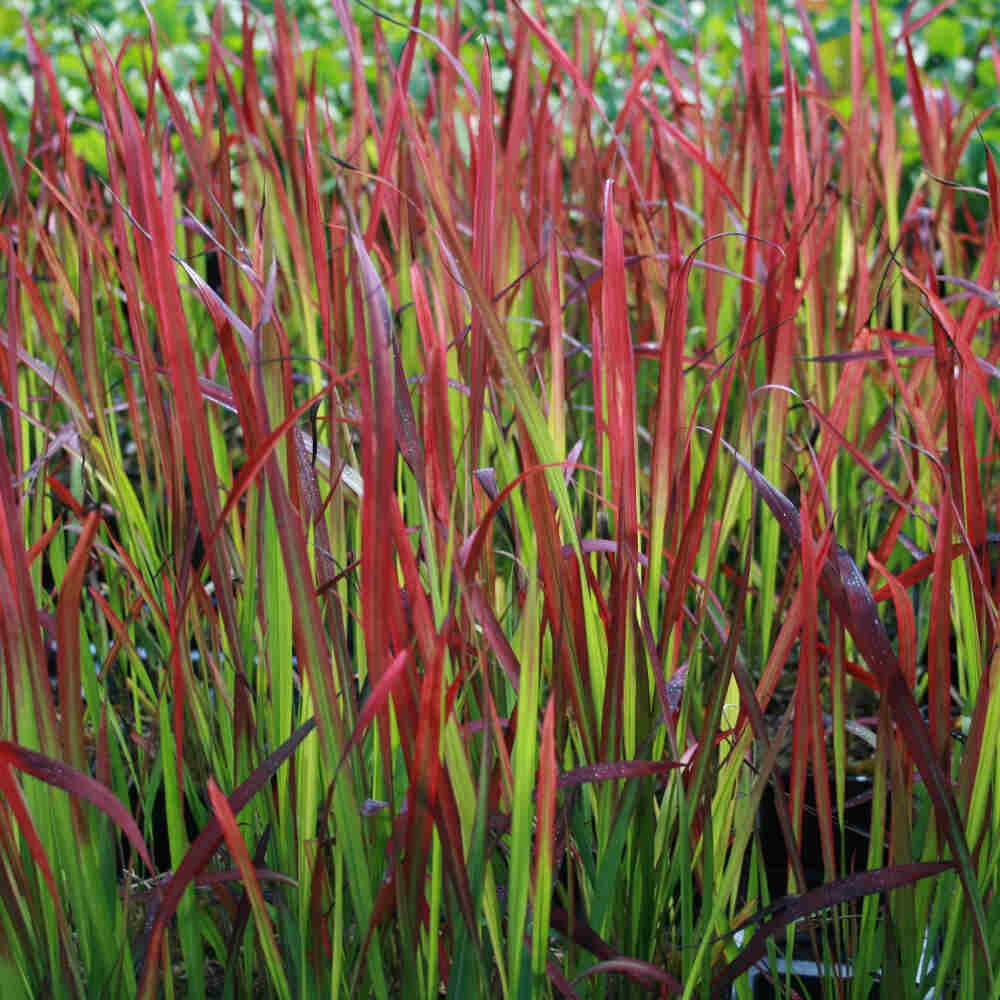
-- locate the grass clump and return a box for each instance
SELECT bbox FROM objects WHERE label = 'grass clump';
[0,1,999,997]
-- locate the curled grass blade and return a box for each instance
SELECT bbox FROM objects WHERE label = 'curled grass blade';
[711,862,956,998]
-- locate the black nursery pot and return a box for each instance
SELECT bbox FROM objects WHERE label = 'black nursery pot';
[739,772,881,1000]
[757,773,876,898]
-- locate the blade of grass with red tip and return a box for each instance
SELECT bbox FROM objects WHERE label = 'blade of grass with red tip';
[644,205,687,643]
[55,511,100,785]
[349,227,410,808]
[798,494,837,886]
[468,46,498,466]
[869,0,903,331]
[597,179,638,759]
[928,497,954,769]
[207,778,292,1000]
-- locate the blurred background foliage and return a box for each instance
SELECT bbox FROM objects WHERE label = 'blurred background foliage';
[3,1,998,161]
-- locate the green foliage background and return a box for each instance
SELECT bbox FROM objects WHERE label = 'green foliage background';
[3,0,998,172]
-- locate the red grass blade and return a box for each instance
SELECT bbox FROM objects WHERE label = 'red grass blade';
[573,956,680,993]
[54,510,100,777]
[899,0,957,39]
[556,759,683,789]
[711,862,956,997]
[0,741,154,873]
[468,46,498,465]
